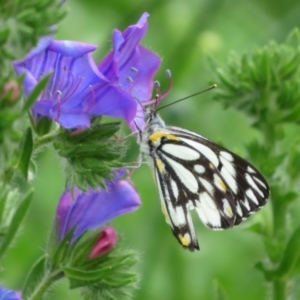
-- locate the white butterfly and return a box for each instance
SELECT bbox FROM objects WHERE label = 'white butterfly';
[137,106,270,251]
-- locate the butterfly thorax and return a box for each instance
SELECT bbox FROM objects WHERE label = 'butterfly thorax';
[138,109,167,155]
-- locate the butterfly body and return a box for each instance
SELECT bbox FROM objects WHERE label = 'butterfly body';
[138,108,270,251]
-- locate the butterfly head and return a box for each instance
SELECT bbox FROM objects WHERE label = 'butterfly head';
[144,107,166,131]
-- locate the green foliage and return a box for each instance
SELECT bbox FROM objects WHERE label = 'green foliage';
[0,1,139,299]
[214,28,300,299]
[0,0,66,58]
[17,127,33,179]
[215,29,300,126]
[22,255,48,299]
[53,121,123,191]
[0,188,33,260]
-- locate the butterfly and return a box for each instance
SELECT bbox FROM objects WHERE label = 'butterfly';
[136,102,270,251]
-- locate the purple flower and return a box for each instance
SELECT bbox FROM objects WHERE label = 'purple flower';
[0,286,21,300]
[98,12,161,131]
[56,170,141,242]
[88,226,118,258]
[14,39,137,129]
[14,13,161,130]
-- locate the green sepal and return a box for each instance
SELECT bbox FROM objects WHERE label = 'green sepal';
[54,122,123,190]
[49,227,75,268]
[80,249,139,299]
[22,73,51,112]
[17,127,33,179]
[0,188,33,260]
[63,265,112,288]
[22,254,47,299]
[100,272,138,288]
[98,253,138,271]
[70,231,100,266]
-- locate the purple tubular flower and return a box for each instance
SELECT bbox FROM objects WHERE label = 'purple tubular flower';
[56,170,141,242]
[98,12,161,131]
[0,286,22,300]
[14,13,161,130]
[14,40,137,129]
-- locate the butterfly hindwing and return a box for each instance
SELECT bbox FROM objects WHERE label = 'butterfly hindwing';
[148,125,269,250]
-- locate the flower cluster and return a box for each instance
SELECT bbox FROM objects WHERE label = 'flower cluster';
[10,12,161,299]
[14,12,161,130]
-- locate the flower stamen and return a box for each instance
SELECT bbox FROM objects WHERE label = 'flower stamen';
[83,85,96,113]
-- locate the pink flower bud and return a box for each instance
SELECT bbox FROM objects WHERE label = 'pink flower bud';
[89,226,118,258]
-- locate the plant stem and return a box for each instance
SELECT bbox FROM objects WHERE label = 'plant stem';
[33,130,60,150]
[273,279,286,300]
[27,270,64,300]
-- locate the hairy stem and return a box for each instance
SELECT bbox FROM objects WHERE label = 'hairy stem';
[27,270,64,300]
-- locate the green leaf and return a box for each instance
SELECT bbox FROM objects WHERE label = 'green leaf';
[22,255,47,299]
[23,73,51,112]
[0,189,33,260]
[17,127,33,179]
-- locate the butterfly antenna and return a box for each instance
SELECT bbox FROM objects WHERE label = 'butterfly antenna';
[156,83,217,111]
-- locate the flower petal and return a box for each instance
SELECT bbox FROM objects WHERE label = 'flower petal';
[14,39,138,128]
[56,172,141,242]
[98,12,161,102]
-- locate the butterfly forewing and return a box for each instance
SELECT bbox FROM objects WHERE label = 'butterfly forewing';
[167,126,269,217]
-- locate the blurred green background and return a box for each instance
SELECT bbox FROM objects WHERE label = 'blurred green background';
[4,0,300,299]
